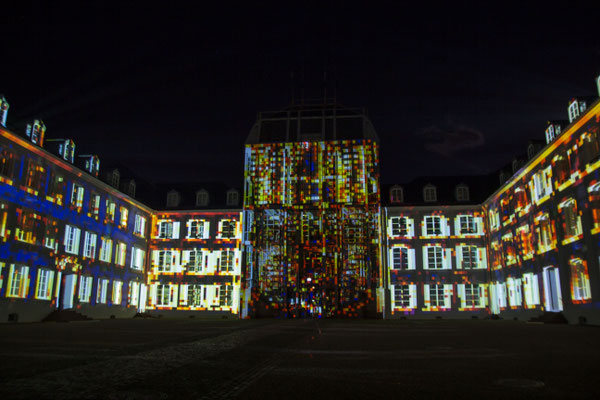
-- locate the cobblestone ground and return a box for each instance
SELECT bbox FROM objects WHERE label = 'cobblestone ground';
[1,318,598,399]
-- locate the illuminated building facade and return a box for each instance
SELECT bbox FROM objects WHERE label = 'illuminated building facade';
[145,185,243,315]
[242,104,382,318]
[0,111,152,322]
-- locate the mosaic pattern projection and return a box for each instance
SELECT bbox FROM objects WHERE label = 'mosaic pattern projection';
[242,140,382,318]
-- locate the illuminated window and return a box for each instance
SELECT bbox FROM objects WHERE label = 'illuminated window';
[506,277,522,307]
[559,198,582,239]
[390,186,403,203]
[105,199,116,223]
[553,152,571,187]
[157,250,175,272]
[128,281,140,306]
[568,100,580,123]
[423,184,437,202]
[522,273,540,308]
[134,214,146,237]
[455,184,469,202]
[186,284,204,306]
[220,219,236,238]
[569,258,591,302]
[516,224,534,259]
[25,160,46,193]
[502,232,517,265]
[390,246,414,270]
[0,148,16,179]
[459,284,485,309]
[0,96,8,126]
[79,276,93,303]
[589,182,600,230]
[424,216,442,236]
[195,189,209,207]
[99,237,113,263]
[425,284,451,309]
[89,193,101,218]
[393,284,417,309]
[424,246,444,270]
[458,246,478,269]
[457,215,476,235]
[26,120,45,146]
[167,190,181,208]
[83,231,97,259]
[531,167,552,203]
[514,186,529,212]
[64,225,81,255]
[119,207,129,229]
[545,124,560,144]
[115,242,127,266]
[220,250,235,272]
[157,220,179,239]
[389,216,408,236]
[97,278,109,304]
[186,219,207,239]
[226,189,239,206]
[112,280,123,305]
[16,210,41,244]
[219,285,233,307]
[71,184,84,209]
[131,247,146,270]
[7,265,29,298]
[580,131,600,166]
[535,213,555,253]
[156,284,177,307]
[184,249,203,273]
[489,208,500,231]
[35,269,54,300]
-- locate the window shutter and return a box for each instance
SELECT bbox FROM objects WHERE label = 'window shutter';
[475,217,483,234]
[477,248,487,269]
[455,246,463,270]
[63,225,71,246]
[457,284,466,309]
[187,221,192,238]
[423,284,430,308]
[409,285,417,308]
[443,284,453,309]
[182,250,190,266]
[444,248,452,270]
[172,222,180,239]
[387,218,394,238]
[422,247,429,270]
[408,249,416,270]
[454,217,461,236]
[443,218,451,236]
[408,219,415,237]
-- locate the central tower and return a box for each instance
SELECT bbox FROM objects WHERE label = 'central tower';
[241,102,382,318]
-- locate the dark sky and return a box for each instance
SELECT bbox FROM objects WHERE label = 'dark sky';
[1,1,599,186]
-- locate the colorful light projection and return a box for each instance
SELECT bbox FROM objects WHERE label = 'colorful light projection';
[243,139,381,318]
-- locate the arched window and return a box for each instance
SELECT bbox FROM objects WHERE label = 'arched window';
[226,189,239,206]
[455,184,469,202]
[0,96,9,127]
[423,184,436,202]
[128,180,136,198]
[110,169,120,189]
[166,190,180,208]
[390,186,403,203]
[196,189,209,207]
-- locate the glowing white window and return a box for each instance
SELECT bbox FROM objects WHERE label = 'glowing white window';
[424,216,442,236]
[392,284,417,309]
[71,184,84,208]
[99,237,113,262]
[131,247,146,270]
[112,280,123,305]
[79,276,93,303]
[97,278,109,304]
[134,215,146,237]
[64,225,81,255]
[35,269,54,300]
[8,265,29,298]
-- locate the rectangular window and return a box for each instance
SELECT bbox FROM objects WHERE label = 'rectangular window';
[25,160,46,193]
[187,219,208,239]
[134,214,146,237]
[219,285,233,306]
[83,231,97,259]
[559,199,582,239]
[79,276,93,303]
[15,210,41,244]
[570,258,591,302]
[128,281,140,306]
[461,284,484,309]
[35,269,54,300]
[71,184,85,208]
[43,218,59,251]
[97,278,109,304]
[157,220,179,239]
[393,284,417,309]
[220,219,237,238]
[502,233,517,265]
[425,246,444,269]
[390,217,408,236]
[48,175,66,205]
[8,265,29,298]
[0,148,16,180]
[112,280,123,305]
[516,224,534,259]
[115,242,127,266]
[522,273,540,308]
[64,225,81,255]
[105,200,116,223]
[535,213,556,253]
[460,246,478,269]
[156,250,179,272]
[426,284,451,309]
[531,167,552,203]
[184,249,202,273]
[506,278,522,307]
[156,284,176,307]
[99,237,113,263]
[119,207,128,229]
[89,193,101,218]
[187,284,204,306]
[424,216,442,236]
[458,215,476,234]
[220,250,235,272]
[390,246,413,270]
[131,247,146,271]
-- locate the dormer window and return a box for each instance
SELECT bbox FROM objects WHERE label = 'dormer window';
[423,184,437,202]
[390,186,404,203]
[26,120,46,147]
[545,125,556,144]
[527,144,536,160]
[0,96,9,127]
[110,169,120,189]
[499,171,508,184]
[512,159,520,174]
[195,189,209,207]
[568,100,581,123]
[226,189,239,206]
[455,184,469,202]
[167,190,180,208]
[85,155,100,177]
[596,75,600,97]
[127,180,136,198]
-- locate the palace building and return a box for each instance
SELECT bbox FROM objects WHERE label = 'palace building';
[1,74,600,324]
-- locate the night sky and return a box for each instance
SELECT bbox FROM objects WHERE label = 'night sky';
[1,2,599,187]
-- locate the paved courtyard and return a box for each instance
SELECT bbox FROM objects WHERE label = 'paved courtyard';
[0,318,598,399]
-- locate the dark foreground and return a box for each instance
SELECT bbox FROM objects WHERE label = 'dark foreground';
[0,318,598,399]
